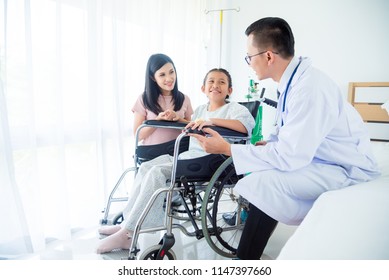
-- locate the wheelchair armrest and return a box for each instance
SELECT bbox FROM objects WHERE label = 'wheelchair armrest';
[142,121,248,137]
[143,120,187,129]
[211,126,248,138]
[186,126,248,138]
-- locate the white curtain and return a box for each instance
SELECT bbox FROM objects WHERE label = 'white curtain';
[0,0,209,258]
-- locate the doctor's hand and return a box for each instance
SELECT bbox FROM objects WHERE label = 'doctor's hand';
[188,127,231,156]
[255,140,267,146]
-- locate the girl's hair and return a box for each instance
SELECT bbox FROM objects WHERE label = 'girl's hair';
[142,53,185,115]
[203,68,232,87]
[203,68,233,99]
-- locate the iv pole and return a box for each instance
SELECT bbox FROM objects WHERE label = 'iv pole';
[205,7,240,67]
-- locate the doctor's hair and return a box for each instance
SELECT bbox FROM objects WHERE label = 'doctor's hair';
[142,53,185,115]
[245,17,295,59]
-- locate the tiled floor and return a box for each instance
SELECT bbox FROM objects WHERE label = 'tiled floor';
[17,221,297,260]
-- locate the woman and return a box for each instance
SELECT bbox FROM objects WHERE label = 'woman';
[132,53,193,145]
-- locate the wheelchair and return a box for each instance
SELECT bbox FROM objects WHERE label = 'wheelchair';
[100,100,276,260]
[100,121,190,226]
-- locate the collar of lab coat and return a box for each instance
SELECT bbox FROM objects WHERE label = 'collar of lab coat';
[277,56,311,99]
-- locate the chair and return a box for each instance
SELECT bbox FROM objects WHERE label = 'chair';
[124,101,262,260]
[100,121,189,225]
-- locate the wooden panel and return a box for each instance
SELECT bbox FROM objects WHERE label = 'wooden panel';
[348,82,389,107]
[348,82,389,123]
[366,123,389,141]
[355,87,389,103]
[348,82,389,141]
[354,103,389,122]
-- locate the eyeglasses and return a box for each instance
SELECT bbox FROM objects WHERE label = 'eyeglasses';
[245,50,279,65]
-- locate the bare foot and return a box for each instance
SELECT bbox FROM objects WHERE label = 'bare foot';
[96,228,133,254]
[98,225,121,236]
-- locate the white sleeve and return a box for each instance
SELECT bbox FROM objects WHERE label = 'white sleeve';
[227,102,255,136]
[232,84,340,174]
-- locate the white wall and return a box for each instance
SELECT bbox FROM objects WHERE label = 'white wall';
[205,0,389,138]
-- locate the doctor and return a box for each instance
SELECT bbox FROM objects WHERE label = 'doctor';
[190,17,381,259]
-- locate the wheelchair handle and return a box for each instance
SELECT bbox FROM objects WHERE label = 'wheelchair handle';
[184,128,208,136]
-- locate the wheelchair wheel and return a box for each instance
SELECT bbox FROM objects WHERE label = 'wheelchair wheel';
[112,212,124,225]
[201,157,244,258]
[139,245,177,260]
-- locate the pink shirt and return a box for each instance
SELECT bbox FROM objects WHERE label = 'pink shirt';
[132,94,193,145]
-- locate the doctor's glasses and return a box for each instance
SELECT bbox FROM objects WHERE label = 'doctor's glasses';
[245,50,279,65]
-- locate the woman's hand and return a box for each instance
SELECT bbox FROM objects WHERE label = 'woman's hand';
[156,109,179,121]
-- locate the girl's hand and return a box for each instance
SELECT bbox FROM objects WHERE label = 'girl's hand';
[185,119,213,130]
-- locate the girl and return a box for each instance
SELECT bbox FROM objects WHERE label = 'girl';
[96,68,255,254]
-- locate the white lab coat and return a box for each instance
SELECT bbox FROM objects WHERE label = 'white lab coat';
[232,57,381,225]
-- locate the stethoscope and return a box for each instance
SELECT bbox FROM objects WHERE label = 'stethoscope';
[274,59,302,126]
